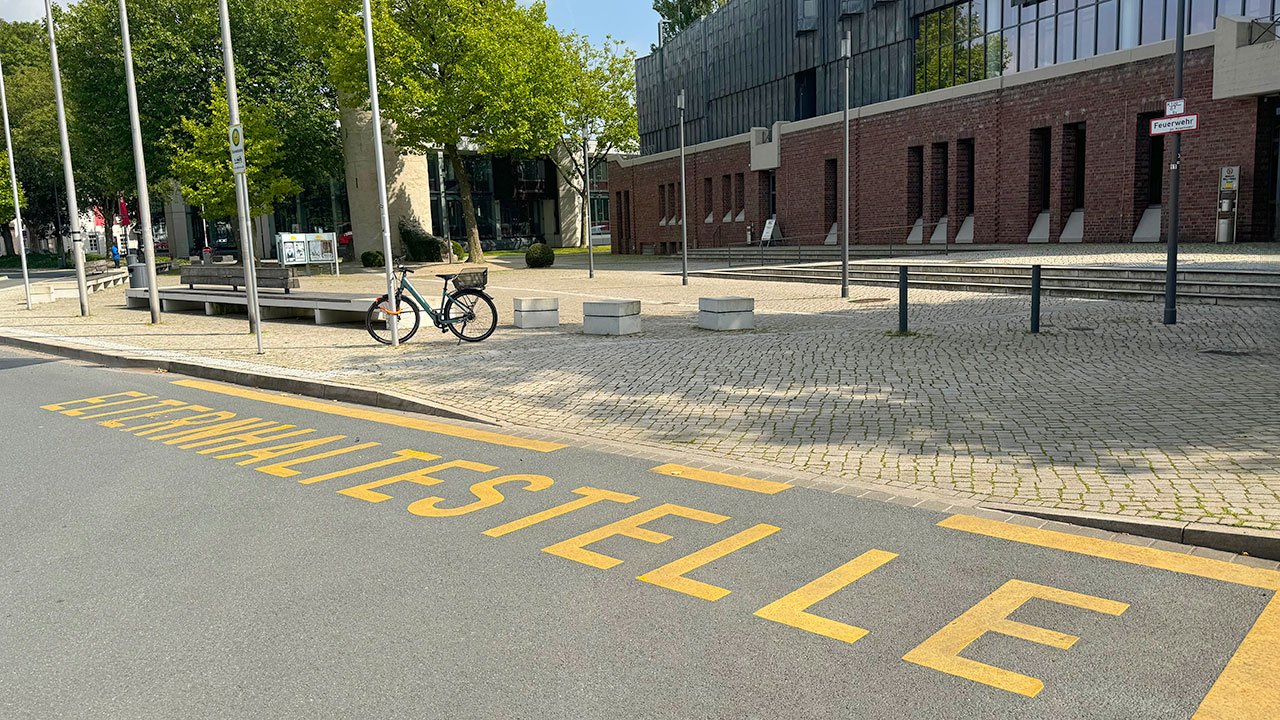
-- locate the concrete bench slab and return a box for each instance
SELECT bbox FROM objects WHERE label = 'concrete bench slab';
[699,296,755,331]
[584,299,641,335]
[514,297,560,329]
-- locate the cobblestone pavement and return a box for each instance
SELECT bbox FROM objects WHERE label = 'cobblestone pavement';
[2,249,1277,529]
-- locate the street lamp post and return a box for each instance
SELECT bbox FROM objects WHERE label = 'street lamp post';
[217,0,264,354]
[584,133,595,279]
[841,30,852,299]
[1163,0,1187,325]
[44,0,90,317]
[678,90,688,286]
[0,52,32,311]
[361,0,400,346]
[118,0,160,325]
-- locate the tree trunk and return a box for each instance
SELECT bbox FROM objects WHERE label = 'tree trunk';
[445,144,485,264]
[101,203,117,260]
[1,224,15,256]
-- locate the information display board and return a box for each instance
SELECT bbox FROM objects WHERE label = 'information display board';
[277,232,340,275]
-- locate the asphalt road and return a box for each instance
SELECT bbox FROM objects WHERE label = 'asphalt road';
[0,347,1275,719]
[0,268,80,291]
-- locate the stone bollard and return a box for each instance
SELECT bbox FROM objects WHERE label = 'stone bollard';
[583,300,641,335]
[514,297,560,328]
[698,297,755,330]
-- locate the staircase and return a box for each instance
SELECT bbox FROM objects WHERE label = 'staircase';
[688,261,1280,305]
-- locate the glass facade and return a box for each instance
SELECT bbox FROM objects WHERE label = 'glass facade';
[916,0,1280,93]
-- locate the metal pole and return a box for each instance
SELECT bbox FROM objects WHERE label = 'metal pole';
[361,0,399,346]
[584,134,594,279]
[436,151,453,263]
[1030,265,1042,334]
[1,53,33,311]
[678,90,688,286]
[119,0,160,325]
[44,0,89,316]
[841,31,851,299]
[218,0,263,354]
[898,265,908,334]
[1163,0,1186,326]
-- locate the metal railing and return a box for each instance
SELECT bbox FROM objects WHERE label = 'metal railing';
[1249,14,1280,44]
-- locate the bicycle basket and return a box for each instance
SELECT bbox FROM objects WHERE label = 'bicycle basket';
[453,269,488,291]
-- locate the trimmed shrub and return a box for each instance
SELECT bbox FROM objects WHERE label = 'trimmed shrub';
[361,250,384,268]
[398,216,442,263]
[525,243,555,268]
[451,240,466,262]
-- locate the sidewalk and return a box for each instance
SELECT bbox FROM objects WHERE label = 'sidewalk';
[2,249,1277,530]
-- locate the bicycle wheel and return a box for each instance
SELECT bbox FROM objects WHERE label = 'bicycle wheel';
[366,294,421,345]
[443,289,498,343]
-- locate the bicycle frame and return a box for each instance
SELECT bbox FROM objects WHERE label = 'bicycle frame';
[388,271,470,327]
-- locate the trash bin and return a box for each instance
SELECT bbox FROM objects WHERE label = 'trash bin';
[1217,198,1235,244]
[128,262,149,289]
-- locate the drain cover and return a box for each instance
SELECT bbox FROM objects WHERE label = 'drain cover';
[1067,327,1096,332]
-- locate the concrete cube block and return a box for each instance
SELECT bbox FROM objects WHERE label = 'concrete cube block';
[583,300,641,318]
[699,296,754,313]
[514,297,560,312]
[515,309,560,329]
[699,311,754,331]
[584,314,642,335]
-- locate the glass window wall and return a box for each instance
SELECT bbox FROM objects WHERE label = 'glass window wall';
[913,0,1277,94]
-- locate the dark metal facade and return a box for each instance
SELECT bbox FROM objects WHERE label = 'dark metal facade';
[638,0,916,155]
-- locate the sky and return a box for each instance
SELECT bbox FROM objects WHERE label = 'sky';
[2,0,663,56]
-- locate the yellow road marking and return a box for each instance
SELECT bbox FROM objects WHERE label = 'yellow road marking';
[940,514,1280,718]
[338,458,495,504]
[170,379,567,453]
[256,442,382,478]
[483,487,640,538]
[938,515,1280,591]
[543,503,730,570]
[639,523,780,601]
[650,464,792,495]
[1194,595,1280,719]
[902,579,1128,698]
[753,549,897,644]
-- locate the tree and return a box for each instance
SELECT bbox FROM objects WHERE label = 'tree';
[1,20,65,247]
[55,0,341,254]
[317,0,572,264]
[551,35,638,248]
[1,150,28,256]
[170,89,300,229]
[913,5,1009,94]
[654,0,731,44]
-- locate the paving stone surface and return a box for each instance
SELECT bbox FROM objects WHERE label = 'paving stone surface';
[2,245,1277,530]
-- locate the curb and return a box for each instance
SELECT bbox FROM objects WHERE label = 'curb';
[0,331,499,427]
[982,503,1280,562]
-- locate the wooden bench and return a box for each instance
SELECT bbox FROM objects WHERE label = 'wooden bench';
[181,265,299,293]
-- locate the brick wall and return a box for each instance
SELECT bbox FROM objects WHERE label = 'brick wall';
[610,46,1274,251]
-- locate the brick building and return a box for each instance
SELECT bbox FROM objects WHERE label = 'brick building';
[609,3,1280,252]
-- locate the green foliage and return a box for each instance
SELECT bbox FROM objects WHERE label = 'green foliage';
[524,242,555,268]
[361,250,384,268]
[0,252,61,269]
[1,21,63,242]
[451,240,466,262]
[169,88,301,221]
[314,0,572,265]
[52,0,341,237]
[398,216,442,263]
[0,151,25,224]
[554,34,638,247]
[653,0,731,44]
[913,4,1010,93]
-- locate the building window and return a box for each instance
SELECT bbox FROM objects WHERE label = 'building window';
[722,175,732,220]
[734,173,746,219]
[1030,127,1052,215]
[824,159,839,228]
[908,146,924,222]
[915,1,1006,93]
[658,184,667,223]
[1065,123,1086,210]
[957,138,975,218]
[797,0,819,32]
[795,68,818,120]
[704,178,714,222]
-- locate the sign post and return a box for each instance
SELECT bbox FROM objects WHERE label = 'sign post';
[1163,0,1188,326]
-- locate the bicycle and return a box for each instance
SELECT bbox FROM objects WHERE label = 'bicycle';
[365,262,498,345]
